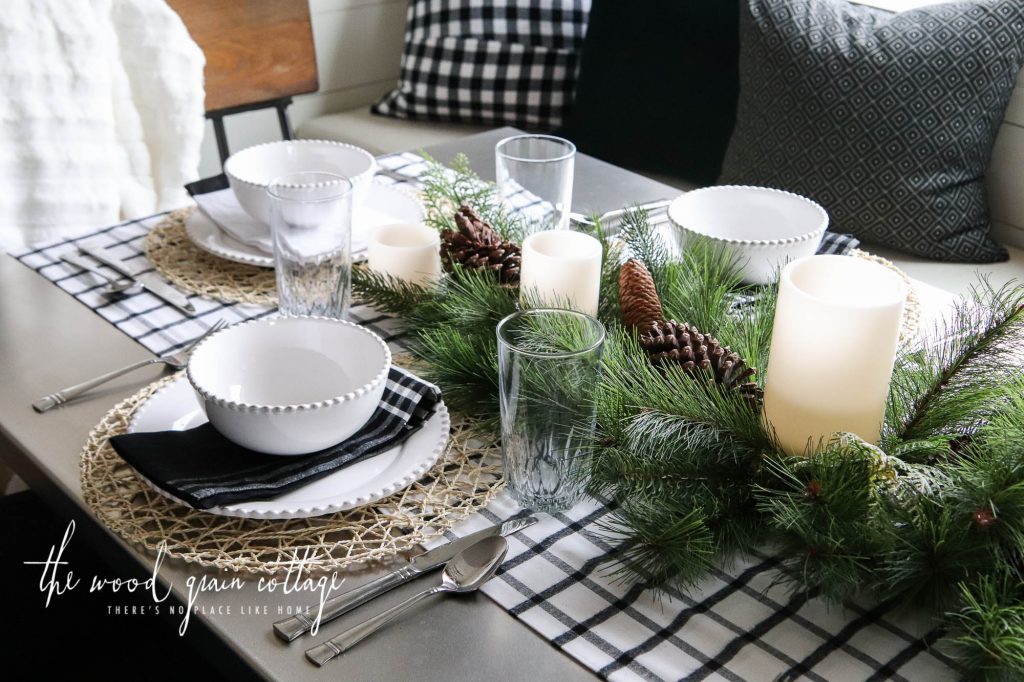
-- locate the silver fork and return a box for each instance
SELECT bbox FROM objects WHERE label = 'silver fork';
[568,198,672,229]
[32,319,227,413]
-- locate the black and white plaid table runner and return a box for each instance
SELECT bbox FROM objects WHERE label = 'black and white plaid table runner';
[12,151,948,681]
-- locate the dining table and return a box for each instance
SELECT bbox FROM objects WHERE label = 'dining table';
[0,127,960,681]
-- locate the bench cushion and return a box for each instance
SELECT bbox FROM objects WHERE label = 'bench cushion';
[297,108,488,156]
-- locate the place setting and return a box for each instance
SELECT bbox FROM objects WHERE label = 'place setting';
[142,138,426,307]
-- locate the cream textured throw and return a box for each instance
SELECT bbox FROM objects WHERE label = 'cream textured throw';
[0,0,205,250]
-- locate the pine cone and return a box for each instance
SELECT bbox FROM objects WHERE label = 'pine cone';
[450,205,501,246]
[619,259,663,332]
[639,320,762,404]
[440,205,521,285]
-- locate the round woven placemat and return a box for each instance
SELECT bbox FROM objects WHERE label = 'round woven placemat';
[143,208,277,306]
[81,373,503,575]
[850,248,921,345]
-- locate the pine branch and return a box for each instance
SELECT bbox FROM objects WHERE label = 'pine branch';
[884,281,1024,459]
[576,216,625,328]
[877,491,992,610]
[947,574,1024,681]
[618,206,671,282]
[659,236,748,336]
[418,152,527,242]
[419,267,518,326]
[351,266,438,318]
[595,498,717,591]
[756,438,891,603]
[416,325,501,426]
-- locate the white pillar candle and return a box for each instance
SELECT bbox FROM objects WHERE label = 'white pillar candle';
[764,255,906,456]
[366,223,441,287]
[519,230,603,316]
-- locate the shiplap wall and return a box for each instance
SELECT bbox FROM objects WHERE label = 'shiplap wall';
[195,0,407,178]
[196,0,1024,248]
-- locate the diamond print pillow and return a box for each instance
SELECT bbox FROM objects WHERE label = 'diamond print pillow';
[372,0,590,130]
[719,0,1024,262]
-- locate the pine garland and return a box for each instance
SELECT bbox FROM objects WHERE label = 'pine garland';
[353,154,1024,680]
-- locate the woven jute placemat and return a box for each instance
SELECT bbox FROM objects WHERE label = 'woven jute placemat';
[850,248,921,345]
[143,208,277,306]
[81,373,503,575]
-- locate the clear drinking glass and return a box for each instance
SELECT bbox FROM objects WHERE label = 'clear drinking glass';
[495,134,576,234]
[496,308,605,513]
[268,172,354,319]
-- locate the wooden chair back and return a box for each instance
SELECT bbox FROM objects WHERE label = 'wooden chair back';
[166,0,318,114]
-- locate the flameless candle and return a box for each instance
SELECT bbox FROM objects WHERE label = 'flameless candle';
[366,223,441,287]
[519,229,603,316]
[763,255,906,456]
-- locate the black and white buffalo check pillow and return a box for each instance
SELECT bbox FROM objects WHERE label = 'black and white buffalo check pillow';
[372,0,591,130]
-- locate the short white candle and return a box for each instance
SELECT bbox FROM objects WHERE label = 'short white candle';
[764,255,906,456]
[366,222,441,287]
[519,229,603,316]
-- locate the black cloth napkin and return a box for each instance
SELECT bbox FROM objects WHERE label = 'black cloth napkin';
[111,367,441,510]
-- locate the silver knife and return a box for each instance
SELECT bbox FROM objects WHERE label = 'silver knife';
[273,515,537,643]
[79,243,196,314]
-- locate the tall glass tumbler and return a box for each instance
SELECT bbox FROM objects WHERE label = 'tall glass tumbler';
[495,135,576,234]
[496,309,605,512]
[268,172,354,319]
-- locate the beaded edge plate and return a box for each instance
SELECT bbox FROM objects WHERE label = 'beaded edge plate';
[183,179,425,267]
[126,375,450,520]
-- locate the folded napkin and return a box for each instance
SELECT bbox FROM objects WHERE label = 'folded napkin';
[192,187,274,253]
[111,367,441,509]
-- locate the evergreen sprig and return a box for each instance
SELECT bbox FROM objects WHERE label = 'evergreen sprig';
[883,281,1024,462]
[756,438,891,603]
[418,152,527,242]
[948,575,1024,680]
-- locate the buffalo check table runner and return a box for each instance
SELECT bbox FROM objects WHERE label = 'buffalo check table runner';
[11,152,951,681]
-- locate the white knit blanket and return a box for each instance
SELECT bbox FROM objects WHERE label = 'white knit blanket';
[0,0,205,251]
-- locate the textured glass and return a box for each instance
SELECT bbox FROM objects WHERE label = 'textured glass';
[268,172,354,319]
[496,309,604,513]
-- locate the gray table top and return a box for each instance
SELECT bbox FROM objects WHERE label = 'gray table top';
[0,127,680,681]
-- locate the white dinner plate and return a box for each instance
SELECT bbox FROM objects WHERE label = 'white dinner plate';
[126,374,449,519]
[184,179,425,268]
[185,210,275,266]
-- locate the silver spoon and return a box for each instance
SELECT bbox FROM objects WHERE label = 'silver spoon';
[61,252,142,296]
[305,536,508,666]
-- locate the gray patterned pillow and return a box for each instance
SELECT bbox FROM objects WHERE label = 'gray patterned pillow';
[719,0,1024,263]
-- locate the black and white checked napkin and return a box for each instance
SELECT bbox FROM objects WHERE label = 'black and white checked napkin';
[12,150,945,682]
[108,367,440,509]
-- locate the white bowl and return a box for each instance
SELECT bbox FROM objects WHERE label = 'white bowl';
[667,185,828,284]
[186,316,391,456]
[224,139,377,225]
